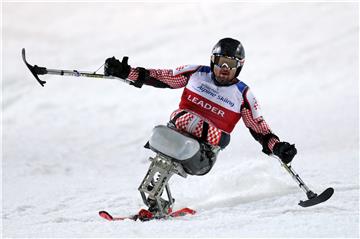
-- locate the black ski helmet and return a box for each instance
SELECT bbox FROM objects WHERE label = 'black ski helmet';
[210,38,245,78]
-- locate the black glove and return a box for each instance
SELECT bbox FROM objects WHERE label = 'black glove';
[104,56,130,79]
[273,142,297,164]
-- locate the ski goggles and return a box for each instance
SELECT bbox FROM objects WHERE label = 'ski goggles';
[211,55,244,69]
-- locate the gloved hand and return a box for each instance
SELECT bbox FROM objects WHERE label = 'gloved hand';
[104,56,130,79]
[273,142,297,164]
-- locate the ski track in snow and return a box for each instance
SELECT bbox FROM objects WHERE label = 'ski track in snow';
[2,2,359,238]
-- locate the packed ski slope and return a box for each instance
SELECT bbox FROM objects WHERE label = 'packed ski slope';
[2,2,359,238]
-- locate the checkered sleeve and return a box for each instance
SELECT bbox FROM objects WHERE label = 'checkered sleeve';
[128,68,189,89]
[241,108,279,152]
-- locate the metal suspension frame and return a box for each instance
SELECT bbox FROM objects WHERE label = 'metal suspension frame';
[138,154,187,217]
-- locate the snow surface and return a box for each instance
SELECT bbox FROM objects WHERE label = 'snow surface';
[2,2,359,238]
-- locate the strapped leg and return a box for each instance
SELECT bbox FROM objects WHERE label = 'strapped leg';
[138,154,187,218]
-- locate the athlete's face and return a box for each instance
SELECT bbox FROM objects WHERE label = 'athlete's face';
[213,65,237,84]
[211,55,239,85]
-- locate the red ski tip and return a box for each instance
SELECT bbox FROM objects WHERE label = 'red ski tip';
[99,211,114,221]
[99,210,135,221]
[170,207,196,217]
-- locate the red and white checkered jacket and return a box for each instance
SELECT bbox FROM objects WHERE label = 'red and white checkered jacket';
[128,65,279,152]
